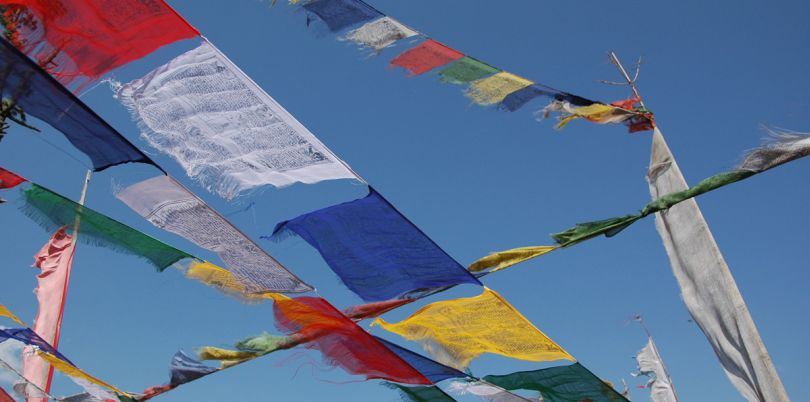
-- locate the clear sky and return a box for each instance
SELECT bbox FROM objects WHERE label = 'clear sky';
[1,1,809,401]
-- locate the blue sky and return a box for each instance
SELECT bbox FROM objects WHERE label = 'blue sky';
[1,1,809,401]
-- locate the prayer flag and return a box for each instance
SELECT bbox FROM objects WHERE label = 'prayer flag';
[372,288,574,369]
[35,350,132,398]
[483,363,629,402]
[385,383,456,402]
[343,299,415,320]
[343,16,418,53]
[635,338,677,402]
[302,0,382,32]
[0,304,25,326]
[117,41,358,199]
[438,57,499,84]
[390,39,464,76]
[271,187,481,301]
[117,175,312,293]
[0,0,199,89]
[0,168,25,189]
[466,72,533,106]
[0,38,156,171]
[169,351,217,387]
[499,84,594,112]
[647,129,790,402]
[468,246,558,274]
[375,337,466,383]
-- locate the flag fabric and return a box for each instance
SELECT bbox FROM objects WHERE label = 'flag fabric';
[0,0,199,89]
[302,0,382,32]
[390,39,464,76]
[0,38,156,171]
[116,41,359,199]
[499,84,595,112]
[18,182,194,271]
[270,294,432,385]
[343,16,418,53]
[117,175,312,294]
[372,288,574,369]
[22,227,75,399]
[465,72,533,106]
[0,304,25,326]
[385,383,457,402]
[35,350,132,398]
[635,338,677,402]
[647,129,789,402]
[438,57,499,84]
[468,246,558,274]
[270,187,481,301]
[374,337,467,384]
[0,328,70,363]
[446,381,532,402]
[342,299,415,321]
[0,387,13,402]
[167,351,218,387]
[0,168,26,189]
[182,260,281,300]
[483,363,629,402]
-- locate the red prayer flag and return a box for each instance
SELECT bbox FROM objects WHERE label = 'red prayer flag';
[0,387,14,402]
[343,299,415,321]
[390,39,464,76]
[272,296,431,385]
[0,167,26,189]
[0,0,199,89]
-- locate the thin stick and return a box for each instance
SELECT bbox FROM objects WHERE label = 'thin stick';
[44,170,91,396]
[608,51,647,109]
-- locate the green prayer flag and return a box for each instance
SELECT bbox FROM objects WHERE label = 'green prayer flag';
[235,333,294,353]
[19,184,193,270]
[384,383,457,402]
[483,363,628,402]
[438,56,500,84]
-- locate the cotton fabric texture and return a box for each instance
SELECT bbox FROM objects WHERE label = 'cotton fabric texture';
[117,175,311,294]
[466,72,533,106]
[483,363,629,402]
[302,0,382,32]
[647,129,789,402]
[390,39,464,76]
[372,288,574,369]
[271,187,481,301]
[343,16,418,53]
[117,41,358,199]
[0,0,198,89]
[635,338,677,402]
[0,38,155,171]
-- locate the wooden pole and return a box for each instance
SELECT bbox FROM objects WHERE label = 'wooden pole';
[42,169,91,397]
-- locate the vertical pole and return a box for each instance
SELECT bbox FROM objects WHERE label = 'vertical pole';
[42,170,91,396]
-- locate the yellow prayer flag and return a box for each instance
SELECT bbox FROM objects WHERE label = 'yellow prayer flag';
[372,288,575,369]
[185,260,278,300]
[555,104,633,129]
[466,72,533,105]
[468,246,559,273]
[35,350,133,398]
[197,346,259,369]
[0,303,26,326]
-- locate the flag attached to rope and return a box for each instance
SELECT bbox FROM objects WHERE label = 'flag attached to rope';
[468,246,558,274]
[374,337,466,384]
[270,187,481,301]
[390,39,464,76]
[343,16,418,53]
[372,288,574,369]
[117,175,312,294]
[0,168,26,189]
[635,338,677,402]
[385,383,457,402]
[647,129,790,402]
[270,294,432,385]
[483,363,629,402]
[302,0,382,32]
[0,38,157,171]
[0,304,25,327]
[22,227,75,399]
[466,72,533,106]
[0,0,199,89]
[116,41,358,199]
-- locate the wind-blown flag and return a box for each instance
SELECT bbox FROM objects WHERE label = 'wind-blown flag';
[0,168,25,189]
[270,187,481,301]
[372,288,574,369]
[302,0,382,32]
[116,41,358,199]
[0,387,12,402]
[0,303,25,326]
[466,72,533,106]
[647,129,790,402]
[270,294,432,385]
[343,16,417,53]
[21,227,75,400]
[117,175,312,294]
[0,38,157,171]
[483,363,629,402]
[0,0,199,89]
[385,383,456,402]
[438,56,500,85]
[468,246,558,274]
[374,337,466,384]
[390,39,464,76]
[635,338,677,402]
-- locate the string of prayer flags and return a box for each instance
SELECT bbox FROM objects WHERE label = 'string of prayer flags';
[0,0,199,90]
[34,350,133,399]
[634,338,677,402]
[24,226,75,398]
[116,40,359,200]
[372,288,574,370]
[0,38,157,171]
[117,175,313,294]
[468,246,559,274]
[0,328,71,363]
[343,16,417,53]
[269,294,432,384]
[375,337,466,384]
[270,187,481,301]
[0,168,25,189]
[286,0,655,132]
[302,0,382,32]
[483,363,629,402]
[385,383,457,402]
[137,352,223,401]
[647,129,791,402]
[552,131,810,247]
[390,39,464,76]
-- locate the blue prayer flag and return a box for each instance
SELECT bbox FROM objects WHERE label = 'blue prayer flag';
[0,38,157,171]
[499,84,595,112]
[303,0,382,32]
[169,351,218,386]
[0,328,73,364]
[375,337,466,383]
[270,187,481,301]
